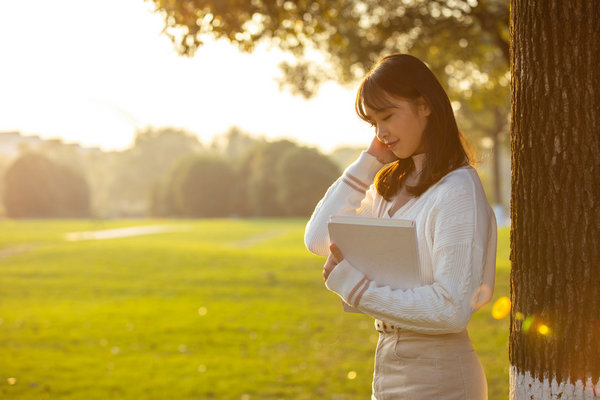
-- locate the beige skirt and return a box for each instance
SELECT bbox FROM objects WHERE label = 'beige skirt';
[371,321,487,400]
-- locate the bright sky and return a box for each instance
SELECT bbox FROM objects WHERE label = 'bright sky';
[0,0,370,152]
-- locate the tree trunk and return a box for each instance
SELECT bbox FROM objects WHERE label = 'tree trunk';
[509,1,600,398]
[492,108,504,207]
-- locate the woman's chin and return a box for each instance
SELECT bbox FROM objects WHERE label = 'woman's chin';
[392,151,411,160]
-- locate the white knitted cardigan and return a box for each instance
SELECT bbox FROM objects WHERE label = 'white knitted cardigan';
[305,151,497,334]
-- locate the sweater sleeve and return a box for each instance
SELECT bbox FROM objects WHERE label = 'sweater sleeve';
[304,151,384,256]
[325,176,495,334]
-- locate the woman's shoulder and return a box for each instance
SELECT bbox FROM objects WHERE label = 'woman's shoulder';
[430,165,485,203]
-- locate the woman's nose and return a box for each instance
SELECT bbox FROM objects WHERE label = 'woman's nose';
[376,127,388,142]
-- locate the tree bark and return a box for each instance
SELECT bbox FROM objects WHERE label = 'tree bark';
[510,1,600,398]
[492,107,505,207]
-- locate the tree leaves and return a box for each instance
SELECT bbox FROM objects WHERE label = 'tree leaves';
[148,0,508,107]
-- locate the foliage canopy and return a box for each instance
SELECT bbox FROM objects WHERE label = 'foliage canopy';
[3,153,91,218]
[148,0,509,101]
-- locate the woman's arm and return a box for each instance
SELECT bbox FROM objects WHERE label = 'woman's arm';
[324,179,497,334]
[304,151,384,256]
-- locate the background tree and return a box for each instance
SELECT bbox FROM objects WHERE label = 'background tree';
[509,1,599,398]
[275,146,340,216]
[153,154,236,217]
[206,127,264,216]
[3,153,91,218]
[327,146,363,172]
[148,0,507,93]
[109,127,202,216]
[149,0,510,211]
[0,153,13,216]
[21,137,114,217]
[148,175,178,217]
[240,139,299,216]
[456,98,510,208]
[210,126,263,161]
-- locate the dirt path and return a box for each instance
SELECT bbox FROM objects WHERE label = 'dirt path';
[234,228,291,248]
[64,225,192,241]
[0,244,38,260]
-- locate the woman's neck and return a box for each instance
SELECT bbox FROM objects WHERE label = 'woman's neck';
[411,152,427,175]
[402,152,426,189]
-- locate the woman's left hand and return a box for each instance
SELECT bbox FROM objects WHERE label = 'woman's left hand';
[323,243,345,281]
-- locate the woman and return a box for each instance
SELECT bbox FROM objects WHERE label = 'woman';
[304,54,497,399]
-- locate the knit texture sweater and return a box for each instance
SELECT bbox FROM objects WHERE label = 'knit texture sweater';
[305,151,497,334]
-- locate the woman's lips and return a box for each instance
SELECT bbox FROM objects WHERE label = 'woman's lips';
[386,140,399,149]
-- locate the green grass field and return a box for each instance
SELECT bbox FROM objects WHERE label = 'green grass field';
[0,219,510,399]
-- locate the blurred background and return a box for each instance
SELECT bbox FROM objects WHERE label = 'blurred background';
[0,0,510,223]
[1,1,512,399]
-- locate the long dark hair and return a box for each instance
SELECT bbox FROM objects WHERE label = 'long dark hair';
[355,54,474,200]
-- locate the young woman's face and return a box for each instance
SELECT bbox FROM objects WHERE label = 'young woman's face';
[364,95,431,160]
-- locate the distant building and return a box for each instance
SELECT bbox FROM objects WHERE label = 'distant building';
[0,131,102,160]
[0,131,45,158]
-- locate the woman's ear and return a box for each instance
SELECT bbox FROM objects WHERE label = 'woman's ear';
[417,97,432,117]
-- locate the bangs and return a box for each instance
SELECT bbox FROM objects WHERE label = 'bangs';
[355,79,398,123]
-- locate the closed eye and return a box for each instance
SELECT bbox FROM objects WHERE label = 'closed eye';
[368,113,392,129]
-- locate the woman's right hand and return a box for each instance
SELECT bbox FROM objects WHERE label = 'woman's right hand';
[366,136,399,164]
[323,243,344,281]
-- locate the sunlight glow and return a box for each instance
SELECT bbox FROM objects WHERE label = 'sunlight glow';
[0,0,368,153]
[515,312,524,321]
[198,306,208,316]
[538,324,550,336]
[347,371,357,380]
[7,378,17,385]
[479,137,494,149]
[522,316,534,333]
[491,296,511,319]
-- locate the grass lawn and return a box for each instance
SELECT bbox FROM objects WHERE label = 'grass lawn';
[0,218,510,399]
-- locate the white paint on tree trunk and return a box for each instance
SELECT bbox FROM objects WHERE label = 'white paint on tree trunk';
[510,365,600,399]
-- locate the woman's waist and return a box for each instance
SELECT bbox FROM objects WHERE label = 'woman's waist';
[375,319,474,352]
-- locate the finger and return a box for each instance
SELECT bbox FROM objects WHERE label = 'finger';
[329,243,344,263]
[323,261,332,280]
[323,255,336,280]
